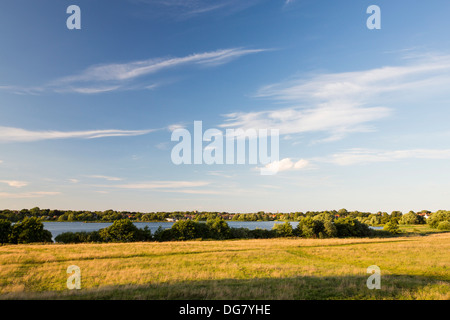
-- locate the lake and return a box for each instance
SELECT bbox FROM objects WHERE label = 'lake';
[43,221,298,239]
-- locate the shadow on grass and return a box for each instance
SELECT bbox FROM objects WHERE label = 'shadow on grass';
[1,274,448,300]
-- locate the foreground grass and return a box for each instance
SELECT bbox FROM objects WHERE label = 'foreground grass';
[0,230,449,300]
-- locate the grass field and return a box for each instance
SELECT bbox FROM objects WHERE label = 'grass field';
[0,226,449,300]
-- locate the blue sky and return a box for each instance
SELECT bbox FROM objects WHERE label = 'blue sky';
[1,0,450,213]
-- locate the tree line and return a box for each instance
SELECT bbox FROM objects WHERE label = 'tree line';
[1,209,449,245]
[0,207,439,225]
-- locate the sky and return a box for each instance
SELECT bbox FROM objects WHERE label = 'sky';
[1,0,450,213]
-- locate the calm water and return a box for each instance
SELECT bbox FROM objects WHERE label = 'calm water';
[43,221,298,239]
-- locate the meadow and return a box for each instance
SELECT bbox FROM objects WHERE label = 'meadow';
[0,226,448,300]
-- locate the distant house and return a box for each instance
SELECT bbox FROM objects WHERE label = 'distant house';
[418,212,432,219]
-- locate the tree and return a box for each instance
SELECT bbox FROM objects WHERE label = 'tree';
[334,217,372,238]
[384,220,400,234]
[206,217,231,240]
[0,219,12,244]
[399,211,424,225]
[427,211,450,229]
[272,222,293,237]
[323,220,338,238]
[171,220,199,241]
[99,219,151,242]
[9,217,52,244]
[296,217,324,238]
[437,221,450,231]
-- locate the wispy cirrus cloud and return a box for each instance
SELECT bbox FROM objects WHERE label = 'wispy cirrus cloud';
[99,180,218,194]
[324,148,450,166]
[0,126,157,143]
[130,0,266,20]
[0,180,29,188]
[0,191,61,199]
[86,175,124,181]
[2,48,267,95]
[221,54,450,143]
[110,180,210,189]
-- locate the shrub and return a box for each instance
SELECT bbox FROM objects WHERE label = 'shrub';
[296,217,325,238]
[383,220,401,234]
[229,227,251,239]
[437,221,450,231]
[323,220,338,238]
[399,212,425,225]
[8,217,53,244]
[170,220,201,241]
[0,219,12,244]
[55,231,102,243]
[334,217,372,238]
[427,211,450,228]
[206,217,231,240]
[153,226,174,242]
[99,219,151,242]
[248,228,276,239]
[272,222,293,237]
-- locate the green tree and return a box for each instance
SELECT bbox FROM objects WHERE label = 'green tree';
[171,220,199,241]
[399,211,424,225]
[206,217,231,240]
[437,221,450,231]
[296,217,324,238]
[0,219,12,244]
[99,219,150,242]
[384,220,401,234]
[323,220,338,238]
[272,222,293,237]
[334,217,372,238]
[9,217,52,244]
[427,211,450,228]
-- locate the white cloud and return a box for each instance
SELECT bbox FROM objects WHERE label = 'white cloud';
[86,175,123,181]
[133,0,265,19]
[110,180,210,189]
[1,47,267,95]
[260,158,310,174]
[0,191,60,199]
[221,54,450,142]
[55,48,265,94]
[0,126,156,143]
[0,180,29,188]
[325,148,450,166]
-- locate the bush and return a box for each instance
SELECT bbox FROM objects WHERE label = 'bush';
[272,222,293,237]
[229,227,251,239]
[55,231,102,243]
[99,219,151,242]
[437,221,450,231]
[427,211,450,228]
[9,217,53,244]
[399,212,425,225]
[296,217,325,238]
[0,219,12,244]
[248,228,276,239]
[383,220,401,234]
[206,217,231,240]
[170,220,201,241]
[153,226,174,242]
[323,220,338,238]
[334,217,372,238]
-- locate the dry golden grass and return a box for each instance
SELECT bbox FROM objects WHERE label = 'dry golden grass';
[0,233,449,299]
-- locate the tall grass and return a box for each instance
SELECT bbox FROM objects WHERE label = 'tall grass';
[0,232,448,300]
